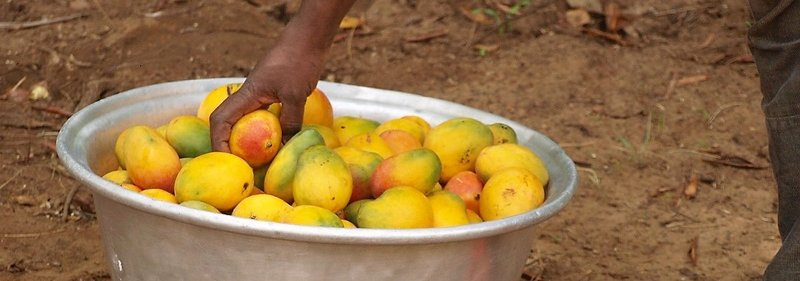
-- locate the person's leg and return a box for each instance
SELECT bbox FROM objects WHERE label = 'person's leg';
[748,0,800,279]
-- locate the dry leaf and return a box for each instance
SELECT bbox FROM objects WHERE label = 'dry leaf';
[404,29,448,42]
[676,75,708,86]
[702,154,767,169]
[339,16,362,29]
[30,81,50,100]
[565,9,591,27]
[684,175,698,199]
[688,236,698,266]
[13,195,38,206]
[604,3,621,32]
[460,7,493,25]
[474,44,500,53]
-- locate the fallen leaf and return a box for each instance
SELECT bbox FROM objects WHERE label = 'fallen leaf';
[474,44,500,52]
[339,16,362,29]
[567,0,603,14]
[404,29,448,42]
[13,195,37,206]
[676,75,708,86]
[604,2,621,32]
[684,175,698,199]
[565,9,591,27]
[702,154,767,169]
[29,81,50,100]
[688,236,698,266]
[460,7,493,25]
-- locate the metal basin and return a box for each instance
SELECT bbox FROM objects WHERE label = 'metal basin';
[56,78,578,281]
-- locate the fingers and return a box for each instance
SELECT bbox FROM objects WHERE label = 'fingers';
[279,94,307,143]
[209,84,277,152]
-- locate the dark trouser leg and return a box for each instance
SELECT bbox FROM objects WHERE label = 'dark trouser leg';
[748,0,800,279]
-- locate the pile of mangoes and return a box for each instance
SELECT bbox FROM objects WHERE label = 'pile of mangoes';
[101,83,550,229]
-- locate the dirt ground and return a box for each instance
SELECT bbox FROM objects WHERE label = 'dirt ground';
[0,0,776,280]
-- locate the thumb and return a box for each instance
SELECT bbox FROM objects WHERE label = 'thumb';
[278,94,307,143]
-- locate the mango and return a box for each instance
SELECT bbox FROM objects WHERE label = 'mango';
[120,183,142,192]
[267,103,282,117]
[122,126,182,192]
[400,115,431,137]
[231,194,292,221]
[156,125,168,139]
[370,148,441,197]
[179,158,193,167]
[302,124,340,148]
[345,132,394,159]
[475,143,549,185]
[375,117,426,144]
[341,219,357,228]
[379,130,422,154]
[488,123,518,144]
[332,116,380,144]
[230,110,282,167]
[165,115,212,158]
[197,83,242,123]
[479,168,545,221]
[102,170,131,185]
[357,186,433,229]
[180,200,221,213]
[428,191,470,227]
[140,189,177,203]
[423,117,493,182]
[281,205,344,227]
[343,199,372,225]
[303,88,334,127]
[174,152,254,212]
[466,209,483,223]
[264,129,325,203]
[293,145,353,212]
[443,171,483,215]
[114,128,134,169]
[252,165,268,190]
[334,146,382,203]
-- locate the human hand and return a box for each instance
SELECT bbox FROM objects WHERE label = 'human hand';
[209,43,324,152]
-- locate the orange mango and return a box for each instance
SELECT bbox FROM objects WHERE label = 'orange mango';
[370,148,441,197]
[230,110,282,167]
[122,126,182,193]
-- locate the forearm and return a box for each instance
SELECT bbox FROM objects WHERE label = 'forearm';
[279,0,358,55]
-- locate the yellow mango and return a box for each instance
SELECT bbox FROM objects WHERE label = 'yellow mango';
[334,146,382,203]
[428,191,470,227]
[197,83,242,123]
[345,132,394,159]
[356,186,433,229]
[341,219,357,228]
[180,200,222,213]
[303,89,334,127]
[475,143,549,185]
[423,118,493,182]
[379,130,422,155]
[370,148,441,197]
[102,170,131,185]
[231,194,292,222]
[281,205,344,227]
[466,209,483,223]
[302,124,340,148]
[140,189,177,204]
[293,145,353,212]
[165,115,212,158]
[400,115,431,138]
[114,128,134,169]
[332,116,380,144]
[174,152,254,212]
[479,168,545,221]
[230,110,282,167]
[343,199,372,226]
[264,129,325,203]
[122,126,182,193]
[488,123,518,144]
[375,117,426,144]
